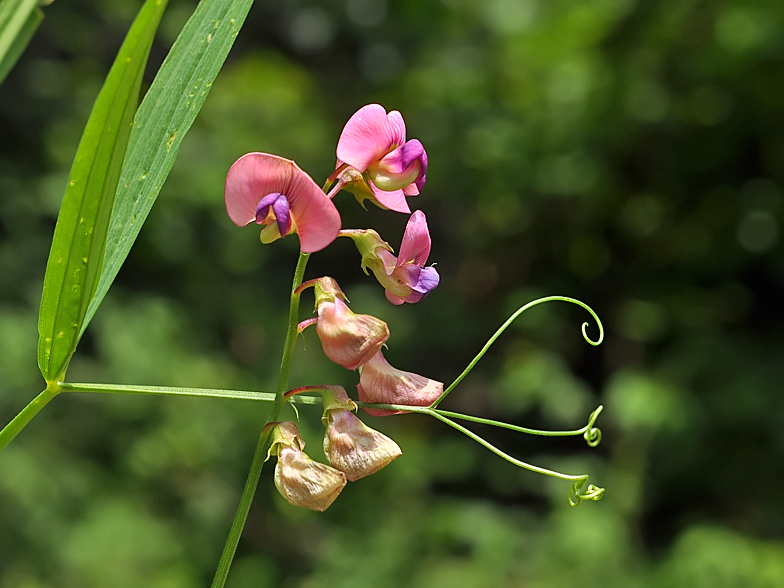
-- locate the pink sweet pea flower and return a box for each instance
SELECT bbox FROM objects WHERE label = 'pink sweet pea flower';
[266,421,346,511]
[225,153,341,253]
[299,277,390,370]
[357,351,443,416]
[318,386,402,481]
[336,104,428,213]
[348,210,439,305]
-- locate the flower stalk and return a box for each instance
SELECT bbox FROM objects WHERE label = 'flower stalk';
[210,251,310,588]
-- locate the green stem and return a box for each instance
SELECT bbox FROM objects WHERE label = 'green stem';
[58,382,600,442]
[61,382,275,403]
[58,382,324,405]
[0,385,60,454]
[210,251,310,588]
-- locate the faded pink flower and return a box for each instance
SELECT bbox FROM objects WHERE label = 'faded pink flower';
[347,210,439,304]
[357,351,443,416]
[320,386,402,481]
[336,104,427,213]
[306,277,389,370]
[266,421,346,511]
[225,153,341,253]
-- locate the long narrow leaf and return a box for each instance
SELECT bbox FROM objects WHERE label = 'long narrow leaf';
[82,0,255,334]
[0,0,43,85]
[37,0,168,383]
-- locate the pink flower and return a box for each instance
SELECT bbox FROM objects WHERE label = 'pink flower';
[357,351,443,416]
[300,277,389,370]
[348,210,439,305]
[336,104,428,213]
[266,421,346,511]
[225,153,341,253]
[319,386,402,481]
[316,300,389,371]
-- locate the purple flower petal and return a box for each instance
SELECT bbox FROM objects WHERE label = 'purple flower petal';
[400,139,427,183]
[394,263,422,289]
[369,140,425,193]
[255,192,282,223]
[412,265,439,295]
[376,140,424,175]
[272,194,291,236]
[395,265,438,303]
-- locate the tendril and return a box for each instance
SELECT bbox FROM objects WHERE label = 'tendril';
[583,405,603,447]
[427,409,605,507]
[569,477,606,507]
[431,405,605,443]
[431,296,604,408]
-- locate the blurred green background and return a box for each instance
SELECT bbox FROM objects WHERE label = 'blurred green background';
[2,0,784,586]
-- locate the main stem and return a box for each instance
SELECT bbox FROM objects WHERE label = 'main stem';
[211,252,310,588]
[0,385,60,453]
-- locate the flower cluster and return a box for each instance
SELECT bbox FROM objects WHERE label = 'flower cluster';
[224,102,607,513]
[226,105,441,510]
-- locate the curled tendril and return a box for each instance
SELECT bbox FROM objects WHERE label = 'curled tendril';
[428,411,605,507]
[568,477,606,507]
[583,405,603,447]
[432,296,604,408]
[581,321,602,346]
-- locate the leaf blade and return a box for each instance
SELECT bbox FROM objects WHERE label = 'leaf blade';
[37,0,169,383]
[82,0,255,334]
[0,0,42,85]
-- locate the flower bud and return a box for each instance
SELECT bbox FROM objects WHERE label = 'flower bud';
[312,277,390,370]
[357,351,443,416]
[266,421,346,511]
[320,386,401,480]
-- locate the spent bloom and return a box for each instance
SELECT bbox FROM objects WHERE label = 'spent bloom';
[336,104,427,213]
[319,386,402,481]
[349,210,440,305]
[300,277,389,370]
[225,153,341,253]
[266,421,346,511]
[357,351,443,416]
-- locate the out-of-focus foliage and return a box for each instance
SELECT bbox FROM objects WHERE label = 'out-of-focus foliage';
[1,0,783,586]
[0,0,46,86]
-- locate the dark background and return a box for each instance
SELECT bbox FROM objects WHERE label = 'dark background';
[1,0,783,586]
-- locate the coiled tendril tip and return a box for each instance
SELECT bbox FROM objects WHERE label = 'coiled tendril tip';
[581,317,603,346]
[583,405,603,447]
[569,478,605,507]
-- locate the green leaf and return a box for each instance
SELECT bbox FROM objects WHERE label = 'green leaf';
[0,0,42,85]
[82,0,255,335]
[37,0,168,384]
